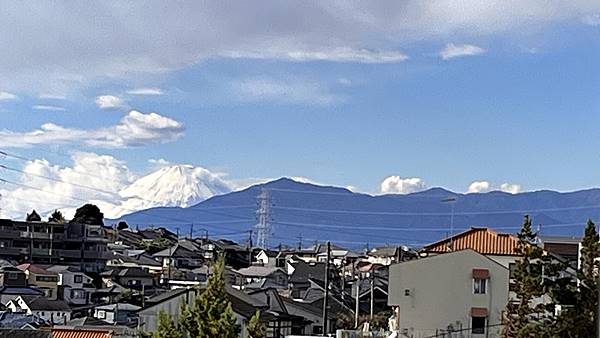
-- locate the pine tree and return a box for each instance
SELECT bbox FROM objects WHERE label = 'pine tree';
[247,310,265,338]
[576,219,600,335]
[152,311,181,338]
[180,255,239,338]
[48,210,66,223]
[502,215,547,338]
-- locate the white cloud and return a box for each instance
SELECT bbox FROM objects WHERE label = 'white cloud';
[95,95,126,109]
[0,91,17,101]
[380,176,427,194]
[582,14,600,26]
[39,93,66,100]
[33,105,66,111]
[440,43,486,60]
[500,183,522,194]
[2,2,599,93]
[224,47,408,63]
[127,88,164,95]
[148,158,172,169]
[234,77,341,105]
[0,152,135,220]
[0,110,184,148]
[467,180,492,193]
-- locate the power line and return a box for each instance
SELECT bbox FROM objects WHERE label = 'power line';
[272,204,600,216]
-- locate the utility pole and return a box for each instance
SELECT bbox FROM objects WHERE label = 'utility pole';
[370,270,374,318]
[354,263,360,328]
[189,223,193,240]
[442,197,457,251]
[322,241,331,336]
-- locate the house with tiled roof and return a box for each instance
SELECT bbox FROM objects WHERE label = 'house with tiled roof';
[389,249,510,338]
[16,264,59,300]
[6,295,71,325]
[421,227,521,268]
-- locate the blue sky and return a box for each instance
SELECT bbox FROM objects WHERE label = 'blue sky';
[0,1,600,216]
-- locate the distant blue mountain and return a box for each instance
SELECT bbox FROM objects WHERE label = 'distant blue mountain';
[113,178,600,249]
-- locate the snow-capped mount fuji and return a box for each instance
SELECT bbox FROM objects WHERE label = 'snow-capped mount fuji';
[95,165,233,218]
[121,165,231,207]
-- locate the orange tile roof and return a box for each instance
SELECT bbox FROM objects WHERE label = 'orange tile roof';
[52,329,112,338]
[423,227,519,256]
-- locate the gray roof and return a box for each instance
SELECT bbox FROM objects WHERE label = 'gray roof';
[95,303,141,311]
[0,311,47,329]
[0,329,50,338]
[66,316,111,326]
[235,266,284,277]
[19,295,71,311]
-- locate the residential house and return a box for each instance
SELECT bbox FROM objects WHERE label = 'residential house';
[540,236,581,267]
[52,326,137,338]
[421,227,521,268]
[6,295,71,325]
[137,288,196,333]
[288,260,325,299]
[388,249,509,338]
[234,266,288,290]
[93,303,140,325]
[16,264,58,300]
[100,267,154,290]
[0,262,44,304]
[255,249,282,268]
[45,265,95,306]
[107,252,162,275]
[0,311,47,329]
[152,240,205,270]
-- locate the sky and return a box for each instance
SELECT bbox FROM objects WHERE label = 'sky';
[1,1,600,218]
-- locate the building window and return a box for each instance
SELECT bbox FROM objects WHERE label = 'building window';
[74,275,83,283]
[509,263,516,279]
[97,310,106,319]
[473,278,487,294]
[472,316,486,334]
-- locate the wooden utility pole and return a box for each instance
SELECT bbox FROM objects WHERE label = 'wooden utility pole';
[322,241,331,336]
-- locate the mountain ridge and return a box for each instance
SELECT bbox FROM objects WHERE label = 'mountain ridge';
[112,177,600,248]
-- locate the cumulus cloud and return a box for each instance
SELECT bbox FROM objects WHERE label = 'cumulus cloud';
[440,43,486,60]
[380,176,427,194]
[148,158,172,169]
[95,95,127,109]
[500,183,522,194]
[2,2,599,93]
[127,88,164,95]
[0,152,135,219]
[234,77,341,105]
[33,105,66,111]
[0,91,17,101]
[0,110,184,148]
[467,180,492,193]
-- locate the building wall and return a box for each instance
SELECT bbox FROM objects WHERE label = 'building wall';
[388,250,509,338]
[138,291,196,332]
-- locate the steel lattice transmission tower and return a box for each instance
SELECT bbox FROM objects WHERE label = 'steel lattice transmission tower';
[255,188,272,249]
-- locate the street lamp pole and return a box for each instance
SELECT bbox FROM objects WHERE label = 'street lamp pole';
[442,197,457,251]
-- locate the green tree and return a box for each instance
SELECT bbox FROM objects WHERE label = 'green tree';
[137,238,172,254]
[70,203,104,225]
[247,310,265,338]
[502,215,547,338]
[180,255,239,338]
[117,221,129,230]
[26,210,41,222]
[573,219,599,336]
[152,310,182,338]
[48,210,66,223]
